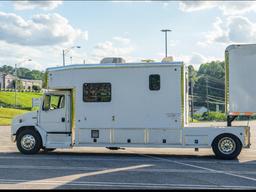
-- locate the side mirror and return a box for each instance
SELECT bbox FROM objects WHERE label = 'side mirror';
[32,98,41,108]
[43,105,50,111]
[42,95,50,111]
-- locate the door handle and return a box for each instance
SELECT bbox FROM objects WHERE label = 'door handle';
[61,117,65,122]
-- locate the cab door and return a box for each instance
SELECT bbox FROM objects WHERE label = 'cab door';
[40,92,71,133]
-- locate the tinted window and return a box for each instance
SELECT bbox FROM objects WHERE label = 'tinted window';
[83,83,111,102]
[149,74,160,91]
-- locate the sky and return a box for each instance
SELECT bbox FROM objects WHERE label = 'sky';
[0,0,256,71]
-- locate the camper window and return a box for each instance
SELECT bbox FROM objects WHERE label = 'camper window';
[149,74,160,91]
[83,83,111,102]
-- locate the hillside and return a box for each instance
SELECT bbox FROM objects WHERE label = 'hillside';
[0,108,29,125]
[0,92,43,110]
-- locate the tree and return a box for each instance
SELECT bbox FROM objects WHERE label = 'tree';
[0,65,44,81]
[0,65,14,75]
[32,85,41,91]
[13,79,23,90]
[192,61,225,112]
[16,67,30,79]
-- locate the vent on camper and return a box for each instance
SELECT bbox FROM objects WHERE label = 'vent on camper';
[161,56,173,63]
[100,57,126,64]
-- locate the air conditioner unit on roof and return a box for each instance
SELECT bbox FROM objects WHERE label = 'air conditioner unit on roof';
[100,57,126,64]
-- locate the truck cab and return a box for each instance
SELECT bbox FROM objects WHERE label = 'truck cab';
[11,90,72,154]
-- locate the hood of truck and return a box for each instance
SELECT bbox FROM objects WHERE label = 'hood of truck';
[12,111,38,126]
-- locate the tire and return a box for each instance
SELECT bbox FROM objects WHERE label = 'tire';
[212,133,242,160]
[16,129,42,155]
[43,148,56,152]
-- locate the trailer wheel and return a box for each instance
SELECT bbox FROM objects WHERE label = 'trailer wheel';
[212,133,242,160]
[16,129,42,155]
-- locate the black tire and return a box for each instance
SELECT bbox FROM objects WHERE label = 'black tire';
[212,133,242,160]
[42,148,56,152]
[16,129,42,155]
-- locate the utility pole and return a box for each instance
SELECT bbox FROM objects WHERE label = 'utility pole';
[14,64,17,109]
[62,50,65,66]
[161,29,172,58]
[14,59,32,108]
[70,56,73,65]
[191,80,194,122]
[62,46,81,66]
[206,77,209,112]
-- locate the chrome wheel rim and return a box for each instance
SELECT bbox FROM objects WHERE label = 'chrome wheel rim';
[21,134,36,151]
[218,137,236,155]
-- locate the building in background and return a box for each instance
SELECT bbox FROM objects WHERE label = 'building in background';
[0,72,42,90]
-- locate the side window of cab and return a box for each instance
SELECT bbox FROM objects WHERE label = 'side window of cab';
[43,95,65,111]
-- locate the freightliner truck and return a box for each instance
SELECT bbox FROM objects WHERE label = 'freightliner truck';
[11,44,254,159]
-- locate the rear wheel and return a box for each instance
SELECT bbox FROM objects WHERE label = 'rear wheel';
[16,129,42,155]
[212,133,242,160]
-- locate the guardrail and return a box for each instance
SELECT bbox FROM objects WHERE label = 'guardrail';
[0,89,42,93]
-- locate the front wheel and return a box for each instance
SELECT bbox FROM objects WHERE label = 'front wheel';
[16,129,42,155]
[212,133,242,160]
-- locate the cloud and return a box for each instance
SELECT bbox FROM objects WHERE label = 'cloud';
[0,12,87,46]
[179,1,215,12]
[174,53,219,69]
[90,37,135,63]
[176,53,206,66]
[179,1,256,15]
[206,16,256,44]
[0,41,63,71]
[112,36,131,44]
[189,53,207,66]
[13,0,63,11]
[219,2,256,15]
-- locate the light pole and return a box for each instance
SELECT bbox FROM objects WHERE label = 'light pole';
[14,59,32,108]
[161,29,172,58]
[62,46,81,66]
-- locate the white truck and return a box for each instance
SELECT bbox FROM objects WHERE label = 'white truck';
[11,44,253,159]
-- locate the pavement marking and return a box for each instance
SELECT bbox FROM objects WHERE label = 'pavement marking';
[0,164,153,189]
[0,179,255,189]
[0,154,256,165]
[135,153,256,183]
[1,164,256,175]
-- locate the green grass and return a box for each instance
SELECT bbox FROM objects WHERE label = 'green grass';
[0,92,42,110]
[0,108,29,125]
[189,117,199,123]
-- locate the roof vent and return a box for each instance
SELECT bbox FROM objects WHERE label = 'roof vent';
[161,56,173,63]
[100,57,126,64]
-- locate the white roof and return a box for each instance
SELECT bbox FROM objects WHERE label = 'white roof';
[47,62,184,72]
[225,43,256,52]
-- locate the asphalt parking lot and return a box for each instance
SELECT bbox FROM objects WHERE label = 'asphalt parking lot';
[0,121,256,189]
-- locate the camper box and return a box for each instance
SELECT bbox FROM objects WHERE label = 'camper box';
[45,62,188,145]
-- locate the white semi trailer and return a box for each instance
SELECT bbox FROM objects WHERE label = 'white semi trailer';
[11,44,253,159]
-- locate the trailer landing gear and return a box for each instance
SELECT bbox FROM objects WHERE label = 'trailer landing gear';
[227,115,238,126]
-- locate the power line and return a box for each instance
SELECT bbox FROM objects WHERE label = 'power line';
[208,101,225,105]
[206,85,225,91]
